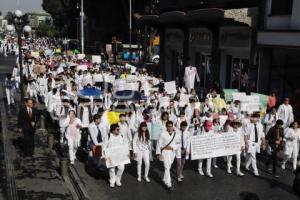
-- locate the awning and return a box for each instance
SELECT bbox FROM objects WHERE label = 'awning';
[159,11,186,25]
[137,15,159,27]
[186,8,224,24]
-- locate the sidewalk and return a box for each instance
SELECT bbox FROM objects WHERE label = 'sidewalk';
[2,104,73,200]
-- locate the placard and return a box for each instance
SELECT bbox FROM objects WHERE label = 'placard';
[93,74,103,82]
[105,145,130,168]
[179,94,191,107]
[77,53,85,60]
[31,51,40,59]
[76,65,88,71]
[92,55,101,64]
[159,96,170,108]
[164,81,176,94]
[191,132,241,160]
[103,75,115,83]
[125,63,136,74]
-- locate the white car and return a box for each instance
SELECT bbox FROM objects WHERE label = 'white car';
[151,54,160,64]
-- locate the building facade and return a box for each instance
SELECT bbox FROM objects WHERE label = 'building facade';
[257,0,300,100]
[138,0,260,94]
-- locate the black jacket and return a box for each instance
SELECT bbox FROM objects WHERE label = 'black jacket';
[18,106,39,133]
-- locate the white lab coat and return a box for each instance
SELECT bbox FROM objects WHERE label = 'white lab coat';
[277,104,294,128]
[184,66,200,90]
[119,122,133,150]
[133,133,151,178]
[282,128,300,170]
[156,130,180,186]
[102,133,128,185]
[244,122,265,174]
[61,118,82,163]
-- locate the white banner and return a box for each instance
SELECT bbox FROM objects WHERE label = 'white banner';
[191,132,241,160]
[105,145,130,168]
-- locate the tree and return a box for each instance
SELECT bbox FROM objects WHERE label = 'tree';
[42,0,79,37]
[37,23,59,38]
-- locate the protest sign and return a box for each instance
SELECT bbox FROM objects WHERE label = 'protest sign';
[164,81,176,94]
[77,53,85,60]
[191,132,241,160]
[125,63,137,74]
[92,55,101,64]
[93,74,103,82]
[76,65,88,71]
[179,94,191,107]
[31,51,40,59]
[104,75,116,84]
[159,96,170,108]
[105,145,130,168]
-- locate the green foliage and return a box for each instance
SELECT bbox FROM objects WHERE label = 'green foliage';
[37,23,59,38]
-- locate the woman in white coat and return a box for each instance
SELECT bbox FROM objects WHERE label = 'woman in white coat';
[282,121,300,171]
[226,119,245,176]
[133,122,151,182]
[62,110,82,165]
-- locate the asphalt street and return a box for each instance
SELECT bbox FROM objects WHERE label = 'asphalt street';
[74,153,299,200]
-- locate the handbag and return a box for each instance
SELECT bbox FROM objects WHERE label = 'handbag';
[92,145,102,158]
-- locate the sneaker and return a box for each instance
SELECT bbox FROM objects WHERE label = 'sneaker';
[281,164,286,170]
[177,178,183,182]
[237,172,244,176]
[144,177,150,183]
[166,183,172,189]
[213,165,219,169]
[254,172,260,177]
[207,173,214,178]
[180,174,184,179]
[227,169,232,174]
[137,177,142,182]
[110,182,115,188]
[245,166,250,171]
[198,169,204,175]
[116,181,122,187]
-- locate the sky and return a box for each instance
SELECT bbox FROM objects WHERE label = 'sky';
[1,0,44,16]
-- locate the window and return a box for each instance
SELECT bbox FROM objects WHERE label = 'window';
[271,0,293,15]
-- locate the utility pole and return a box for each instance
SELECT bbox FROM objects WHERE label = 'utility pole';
[80,0,84,54]
[129,0,132,60]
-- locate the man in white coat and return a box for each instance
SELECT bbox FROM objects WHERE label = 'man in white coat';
[88,114,108,167]
[156,121,180,189]
[244,113,266,176]
[277,98,294,128]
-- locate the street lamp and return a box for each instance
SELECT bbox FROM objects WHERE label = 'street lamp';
[7,10,31,108]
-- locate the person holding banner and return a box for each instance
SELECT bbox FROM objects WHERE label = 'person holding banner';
[198,120,214,178]
[102,124,128,188]
[176,121,190,182]
[133,122,151,183]
[156,121,180,189]
[226,119,245,176]
[244,113,266,176]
